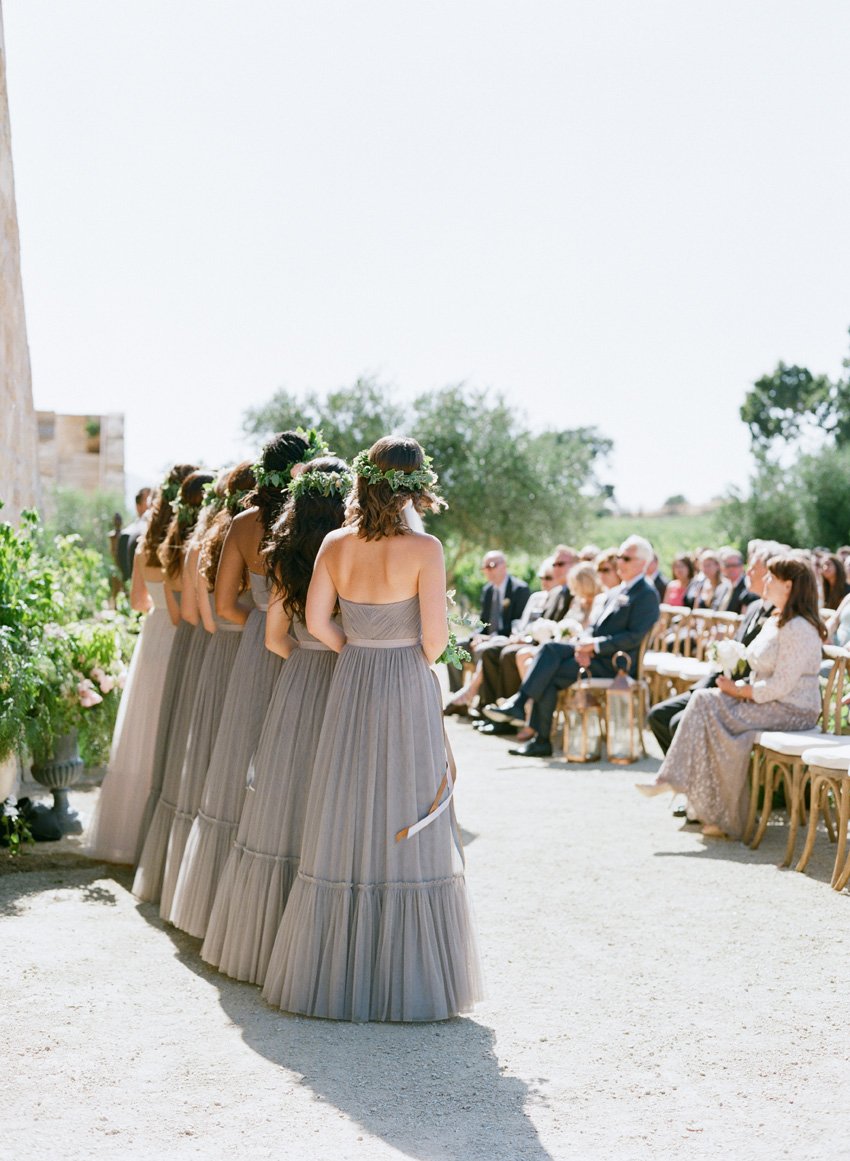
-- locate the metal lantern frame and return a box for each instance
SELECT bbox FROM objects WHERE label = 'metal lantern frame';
[605,650,646,765]
[561,667,605,763]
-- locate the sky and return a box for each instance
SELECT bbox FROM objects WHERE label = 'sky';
[4,0,850,511]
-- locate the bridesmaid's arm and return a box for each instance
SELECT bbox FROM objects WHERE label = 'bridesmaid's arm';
[265,588,296,658]
[418,536,449,664]
[197,571,217,634]
[180,547,201,627]
[215,522,250,626]
[129,550,153,614]
[306,549,346,653]
[164,582,181,626]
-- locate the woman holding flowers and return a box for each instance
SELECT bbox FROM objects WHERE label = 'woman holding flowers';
[638,554,825,839]
[262,436,482,1022]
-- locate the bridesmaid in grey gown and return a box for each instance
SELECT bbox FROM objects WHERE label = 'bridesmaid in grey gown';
[86,464,194,863]
[170,432,321,938]
[202,455,350,982]
[133,469,214,902]
[262,437,483,1022]
[638,553,825,839]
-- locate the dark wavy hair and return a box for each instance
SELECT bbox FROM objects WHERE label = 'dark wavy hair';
[158,470,214,580]
[198,461,257,590]
[263,456,349,621]
[768,553,828,639]
[820,553,848,610]
[141,463,197,567]
[345,436,443,541]
[246,430,311,537]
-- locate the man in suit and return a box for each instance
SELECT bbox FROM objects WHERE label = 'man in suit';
[446,550,531,692]
[475,545,576,734]
[483,536,660,757]
[712,548,758,614]
[116,487,152,582]
[646,554,668,602]
[647,542,785,754]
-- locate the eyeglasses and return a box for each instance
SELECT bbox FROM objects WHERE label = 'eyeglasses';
[539,573,554,581]
[482,561,501,569]
[616,554,634,562]
[553,559,569,567]
[598,565,615,574]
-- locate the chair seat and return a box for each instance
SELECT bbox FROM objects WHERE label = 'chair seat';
[800,744,850,772]
[757,730,847,757]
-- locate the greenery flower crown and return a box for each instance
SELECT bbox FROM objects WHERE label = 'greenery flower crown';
[252,428,330,490]
[169,498,199,526]
[350,449,441,495]
[288,468,352,500]
[161,481,180,504]
[200,482,225,512]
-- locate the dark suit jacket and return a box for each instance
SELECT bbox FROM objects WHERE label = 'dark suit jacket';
[650,572,668,602]
[479,575,531,636]
[712,576,757,615]
[539,584,571,624]
[587,577,660,676]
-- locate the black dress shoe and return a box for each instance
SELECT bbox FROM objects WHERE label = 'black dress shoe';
[482,695,526,725]
[507,739,553,758]
[477,722,518,736]
[443,702,469,717]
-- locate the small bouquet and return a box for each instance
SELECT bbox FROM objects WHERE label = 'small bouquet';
[707,639,748,679]
[528,618,560,644]
[436,590,484,667]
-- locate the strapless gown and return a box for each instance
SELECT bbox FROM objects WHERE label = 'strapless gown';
[170,574,284,938]
[85,580,176,864]
[262,596,483,1022]
[159,592,253,922]
[202,617,337,984]
[132,620,211,902]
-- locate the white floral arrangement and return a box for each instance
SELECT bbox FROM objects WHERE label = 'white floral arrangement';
[707,639,748,678]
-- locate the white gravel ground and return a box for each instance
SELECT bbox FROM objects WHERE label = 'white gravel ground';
[2,721,849,1161]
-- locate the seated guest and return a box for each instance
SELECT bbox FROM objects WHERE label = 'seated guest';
[446,550,530,693]
[563,562,603,630]
[579,544,601,562]
[645,553,669,602]
[646,541,783,755]
[117,487,152,582]
[483,536,660,757]
[638,553,825,839]
[819,553,850,610]
[663,554,695,606]
[713,548,758,613]
[825,591,850,647]
[445,558,554,715]
[591,548,620,610]
[464,547,575,730]
[685,549,722,608]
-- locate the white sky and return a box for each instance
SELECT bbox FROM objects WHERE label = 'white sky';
[4,1,850,510]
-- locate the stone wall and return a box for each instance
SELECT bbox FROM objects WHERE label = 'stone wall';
[0,3,39,523]
[37,411,125,510]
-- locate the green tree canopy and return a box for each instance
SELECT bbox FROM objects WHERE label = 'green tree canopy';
[740,328,850,454]
[243,378,613,563]
[243,376,405,463]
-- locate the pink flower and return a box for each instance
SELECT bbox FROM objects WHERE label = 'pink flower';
[77,679,103,708]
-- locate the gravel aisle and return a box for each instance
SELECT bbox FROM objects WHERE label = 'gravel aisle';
[2,722,849,1161]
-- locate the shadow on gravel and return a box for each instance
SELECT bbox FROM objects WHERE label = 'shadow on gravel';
[653,828,841,888]
[0,860,131,916]
[143,913,554,1161]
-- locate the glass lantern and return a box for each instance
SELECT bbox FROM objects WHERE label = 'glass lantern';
[562,668,604,763]
[605,650,645,765]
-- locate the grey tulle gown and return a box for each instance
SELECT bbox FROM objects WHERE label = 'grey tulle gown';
[202,617,337,984]
[170,574,284,938]
[132,620,211,902]
[85,580,177,864]
[134,593,190,862]
[159,592,254,922]
[262,596,483,1022]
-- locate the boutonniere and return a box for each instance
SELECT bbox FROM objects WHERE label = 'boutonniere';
[615,594,630,608]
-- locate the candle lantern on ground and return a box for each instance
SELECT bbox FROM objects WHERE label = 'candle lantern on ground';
[561,668,604,763]
[605,651,646,765]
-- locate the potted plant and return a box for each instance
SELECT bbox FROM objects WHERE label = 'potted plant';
[85,418,101,453]
[24,620,129,833]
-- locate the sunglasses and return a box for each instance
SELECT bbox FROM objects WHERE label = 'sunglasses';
[482,561,501,569]
[616,554,634,562]
[598,565,615,574]
[553,559,569,567]
[539,573,554,581]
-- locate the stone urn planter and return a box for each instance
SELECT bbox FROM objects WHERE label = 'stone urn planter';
[30,731,85,835]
